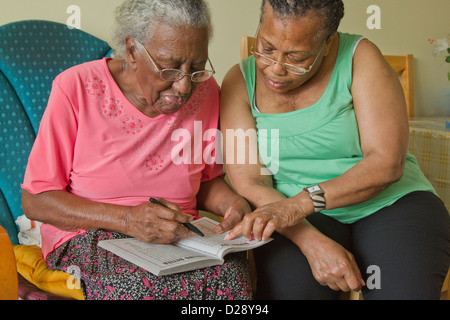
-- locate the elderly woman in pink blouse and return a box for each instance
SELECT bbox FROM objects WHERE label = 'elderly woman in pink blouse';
[21,0,252,300]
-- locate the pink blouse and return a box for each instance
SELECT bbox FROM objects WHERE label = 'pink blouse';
[22,58,223,259]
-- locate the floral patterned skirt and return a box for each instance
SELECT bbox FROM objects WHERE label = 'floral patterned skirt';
[46,229,253,300]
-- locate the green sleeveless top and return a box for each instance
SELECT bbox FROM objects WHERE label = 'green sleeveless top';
[240,32,435,223]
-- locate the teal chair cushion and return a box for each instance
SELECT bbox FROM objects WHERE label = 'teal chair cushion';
[0,20,112,244]
[0,70,35,243]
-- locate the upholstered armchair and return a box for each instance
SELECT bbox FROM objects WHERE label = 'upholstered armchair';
[0,20,112,299]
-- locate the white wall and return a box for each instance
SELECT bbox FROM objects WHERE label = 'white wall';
[0,0,449,116]
[338,0,450,116]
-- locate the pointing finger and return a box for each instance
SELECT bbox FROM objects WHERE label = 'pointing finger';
[224,223,242,240]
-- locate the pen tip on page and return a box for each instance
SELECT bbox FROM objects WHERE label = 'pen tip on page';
[149,197,204,237]
[182,222,204,237]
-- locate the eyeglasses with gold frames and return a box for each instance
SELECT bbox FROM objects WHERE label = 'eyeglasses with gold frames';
[251,43,326,76]
[138,41,215,82]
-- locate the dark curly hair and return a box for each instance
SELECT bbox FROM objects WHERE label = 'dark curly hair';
[261,0,345,39]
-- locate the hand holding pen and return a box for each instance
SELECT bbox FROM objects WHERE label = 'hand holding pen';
[124,197,197,244]
[150,198,204,237]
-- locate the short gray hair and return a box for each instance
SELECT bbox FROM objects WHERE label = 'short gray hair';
[111,0,213,58]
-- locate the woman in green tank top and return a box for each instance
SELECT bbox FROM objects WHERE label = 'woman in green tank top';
[220,0,449,299]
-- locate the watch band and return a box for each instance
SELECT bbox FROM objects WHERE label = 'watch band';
[304,185,326,213]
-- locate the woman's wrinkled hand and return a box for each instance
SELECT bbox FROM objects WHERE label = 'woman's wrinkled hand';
[302,233,365,292]
[225,197,309,241]
[213,196,252,234]
[124,198,193,244]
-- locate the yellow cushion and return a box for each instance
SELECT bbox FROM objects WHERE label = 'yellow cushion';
[13,245,84,300]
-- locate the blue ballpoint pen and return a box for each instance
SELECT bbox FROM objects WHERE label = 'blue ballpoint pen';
[149,198,204,237]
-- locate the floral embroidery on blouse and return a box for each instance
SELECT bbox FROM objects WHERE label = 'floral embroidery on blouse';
[84,77,107,98]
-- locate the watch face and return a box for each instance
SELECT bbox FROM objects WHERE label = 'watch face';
[308,185,321,193]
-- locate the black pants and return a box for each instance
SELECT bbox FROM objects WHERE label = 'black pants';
[253,191,450,300]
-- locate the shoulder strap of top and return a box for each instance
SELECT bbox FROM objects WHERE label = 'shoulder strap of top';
[331,32,365,90]
[240,56,256,111]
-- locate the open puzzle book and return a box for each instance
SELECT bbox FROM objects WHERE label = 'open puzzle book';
[99,217,272,276]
